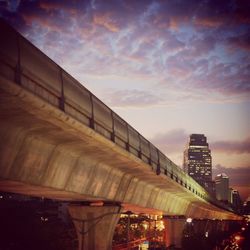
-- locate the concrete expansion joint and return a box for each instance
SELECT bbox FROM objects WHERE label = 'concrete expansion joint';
[69,201,122,207]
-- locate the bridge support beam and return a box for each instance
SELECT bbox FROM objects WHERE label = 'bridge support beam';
[163,217,186,248]
[68,204,121,250]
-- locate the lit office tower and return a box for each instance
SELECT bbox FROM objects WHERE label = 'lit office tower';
[183,134,212,191]
[215,173,229,202]
[229,188,242,212]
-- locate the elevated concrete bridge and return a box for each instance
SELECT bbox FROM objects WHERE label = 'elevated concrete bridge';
[0,20,242,249]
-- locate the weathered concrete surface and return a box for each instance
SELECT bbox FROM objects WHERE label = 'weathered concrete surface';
[0,76,241,220]
[68,205,122,250]
[164,218,186,248]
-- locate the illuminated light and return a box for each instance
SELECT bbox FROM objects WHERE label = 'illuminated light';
[41,216,48,222]
[0,195,3,199]
[234,235,243,241]
[142,223,148,230]
[186,218,192,223]
[241,227,246,231]
[205,231,209,237]
[90,201,104,206]
[158,220,165,230]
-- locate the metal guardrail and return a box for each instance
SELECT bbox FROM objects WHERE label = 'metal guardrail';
[0,19,233,212]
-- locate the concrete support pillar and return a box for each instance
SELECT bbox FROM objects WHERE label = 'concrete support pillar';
[193,220,205,235]
[217,220,226,231]
[193,219,216,236]
[192,219,223,237]
[68,205,121,250]
[163,218,186,248]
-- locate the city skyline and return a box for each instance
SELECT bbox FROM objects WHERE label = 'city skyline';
[0,0,249,200]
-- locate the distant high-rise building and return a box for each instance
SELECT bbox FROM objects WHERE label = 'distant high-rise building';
[243,200,250,215]
[183,134,212,191]
[229,188,234,203]
[215,173,229,202]
[229,188,242,213]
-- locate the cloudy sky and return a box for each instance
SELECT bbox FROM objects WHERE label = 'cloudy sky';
[1,0,249,200]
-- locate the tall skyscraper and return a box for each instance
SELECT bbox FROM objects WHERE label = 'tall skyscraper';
[183,134,213,192]
[215,173,229,202]
[229,188,242,212]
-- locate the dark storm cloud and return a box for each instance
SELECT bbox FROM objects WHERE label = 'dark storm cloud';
[211,137,250,154]
[1,0,90,32]
[0,0,20,12]
[227,33,250,51]
[2,0,249,32]
[213,164,250,187]
[150,130,250,157]
[186,60,250,98]
[150,129,188,154]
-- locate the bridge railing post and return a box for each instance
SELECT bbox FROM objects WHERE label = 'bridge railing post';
[89,94,95,129]
[15,34,21,85]
[59,68,65,111]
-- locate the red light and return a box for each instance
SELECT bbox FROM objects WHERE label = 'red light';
[235,235,240,240]
[234,235,244,242]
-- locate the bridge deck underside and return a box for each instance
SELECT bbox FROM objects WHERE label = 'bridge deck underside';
[0,76,239,219]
